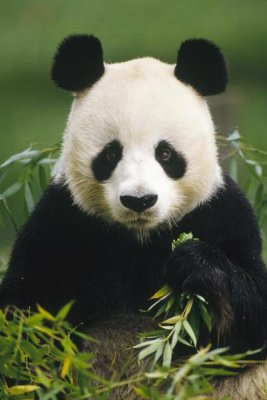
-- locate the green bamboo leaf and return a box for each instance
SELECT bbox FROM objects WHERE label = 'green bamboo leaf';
[245,159,257,166]
[35,367,51,387]
[133,386,150,398]
[162,315,181,325]
[162,341,172,367]
[138,341,162,361]
[154,303,168,318]
[198,301,212,332]
[177,336,193,347]
[36,304,55,321]
[2,182,23,199]
[38,164,48,192]
[183,320,197,347]
[172,232,193,250]
[255,164,263,176]
[171,321,182,349]
[150,284,171,299]
[153,341,164,364]
[0,148,39,169]
[134,339,162,349]
[165,294,175,312]
[24,183,35,213]
[7,385,40,395]
[0,169,8,184]
[227,129,240,142]
[20,340,41,360]
[195,294,208,303]
[24,313,44,326]
[56,301,74,321]
[145,371,168,379]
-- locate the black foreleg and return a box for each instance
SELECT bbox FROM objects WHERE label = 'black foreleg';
[165,239,267,352]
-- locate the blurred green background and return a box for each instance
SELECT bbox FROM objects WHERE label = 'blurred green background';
[1,0,267,257]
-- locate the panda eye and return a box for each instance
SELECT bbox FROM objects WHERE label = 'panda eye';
[157,147,172,162]
[92,140,123,182]
[155,140,186,180]
[106,148,118,162]
[105,142,122,163]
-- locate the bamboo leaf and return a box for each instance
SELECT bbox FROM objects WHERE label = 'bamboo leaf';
[171,321,182,349]
[178,336,193,347]
[56,301,74,321]
[36,304,56,321]
[145,371,168,379]
[162,341,172,367]
[39,165,48,192]
[61,355,72,378]
[0,148,39,169]
[162,315,182,325]
[153,341,164,364]
[183,320,197,347]
[7,385,40,395]
[227,129,240,142]
[198,301,212,332]
[133,339,162,349]
[2,182,23,199]
[255,164,263,176]
[24,183,35,213]
[150,284,171,300]
[138,341,162,361]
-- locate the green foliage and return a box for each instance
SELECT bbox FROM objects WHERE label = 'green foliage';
[0,301,260,399]
[0,298,263,399]
[0,144,60,233]
[0,304,108,400]
[134,233,211,369]
[218,130,267,229]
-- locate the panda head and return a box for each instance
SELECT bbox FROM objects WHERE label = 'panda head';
[52,35,227,237]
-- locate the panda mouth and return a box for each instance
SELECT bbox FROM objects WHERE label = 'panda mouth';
[124,215,157,229]
[129,218,149,224]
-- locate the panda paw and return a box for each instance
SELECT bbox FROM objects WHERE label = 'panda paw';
[165,239,231,303]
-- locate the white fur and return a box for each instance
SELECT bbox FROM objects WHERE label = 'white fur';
[214,363,267,400]
[56,57,223,236]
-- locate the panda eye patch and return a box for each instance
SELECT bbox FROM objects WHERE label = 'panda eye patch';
[156,146,172,162]
[155,140,186,180]
[105,146,119,162]
[92,140,123,182]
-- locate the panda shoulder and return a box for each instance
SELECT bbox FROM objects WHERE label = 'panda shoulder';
[17,182,97,244]
[181,174,262,255]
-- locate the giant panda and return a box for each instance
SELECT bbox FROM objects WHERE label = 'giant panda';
[1,35,267,399]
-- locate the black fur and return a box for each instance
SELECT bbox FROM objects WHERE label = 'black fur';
[51,35,104,91]
[175,39,228,96]
[92,140,123,181]
[0,175,266,355]
[155,140,186,179]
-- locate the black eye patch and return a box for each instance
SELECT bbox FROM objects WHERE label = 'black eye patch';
[92,140,123,181]
[155,140,186,179]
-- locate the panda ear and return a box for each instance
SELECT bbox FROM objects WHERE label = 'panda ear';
[51,34,105,91]
[174,39,228,96]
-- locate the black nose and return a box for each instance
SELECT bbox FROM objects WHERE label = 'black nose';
[120,194,158,213]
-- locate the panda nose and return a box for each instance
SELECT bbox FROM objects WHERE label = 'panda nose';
[120,194,158,213]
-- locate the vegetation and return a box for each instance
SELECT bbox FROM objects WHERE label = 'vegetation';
[0,297,260,400]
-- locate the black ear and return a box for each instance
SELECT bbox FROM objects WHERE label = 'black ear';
[51,34,105,91]
[174,39,228,96]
